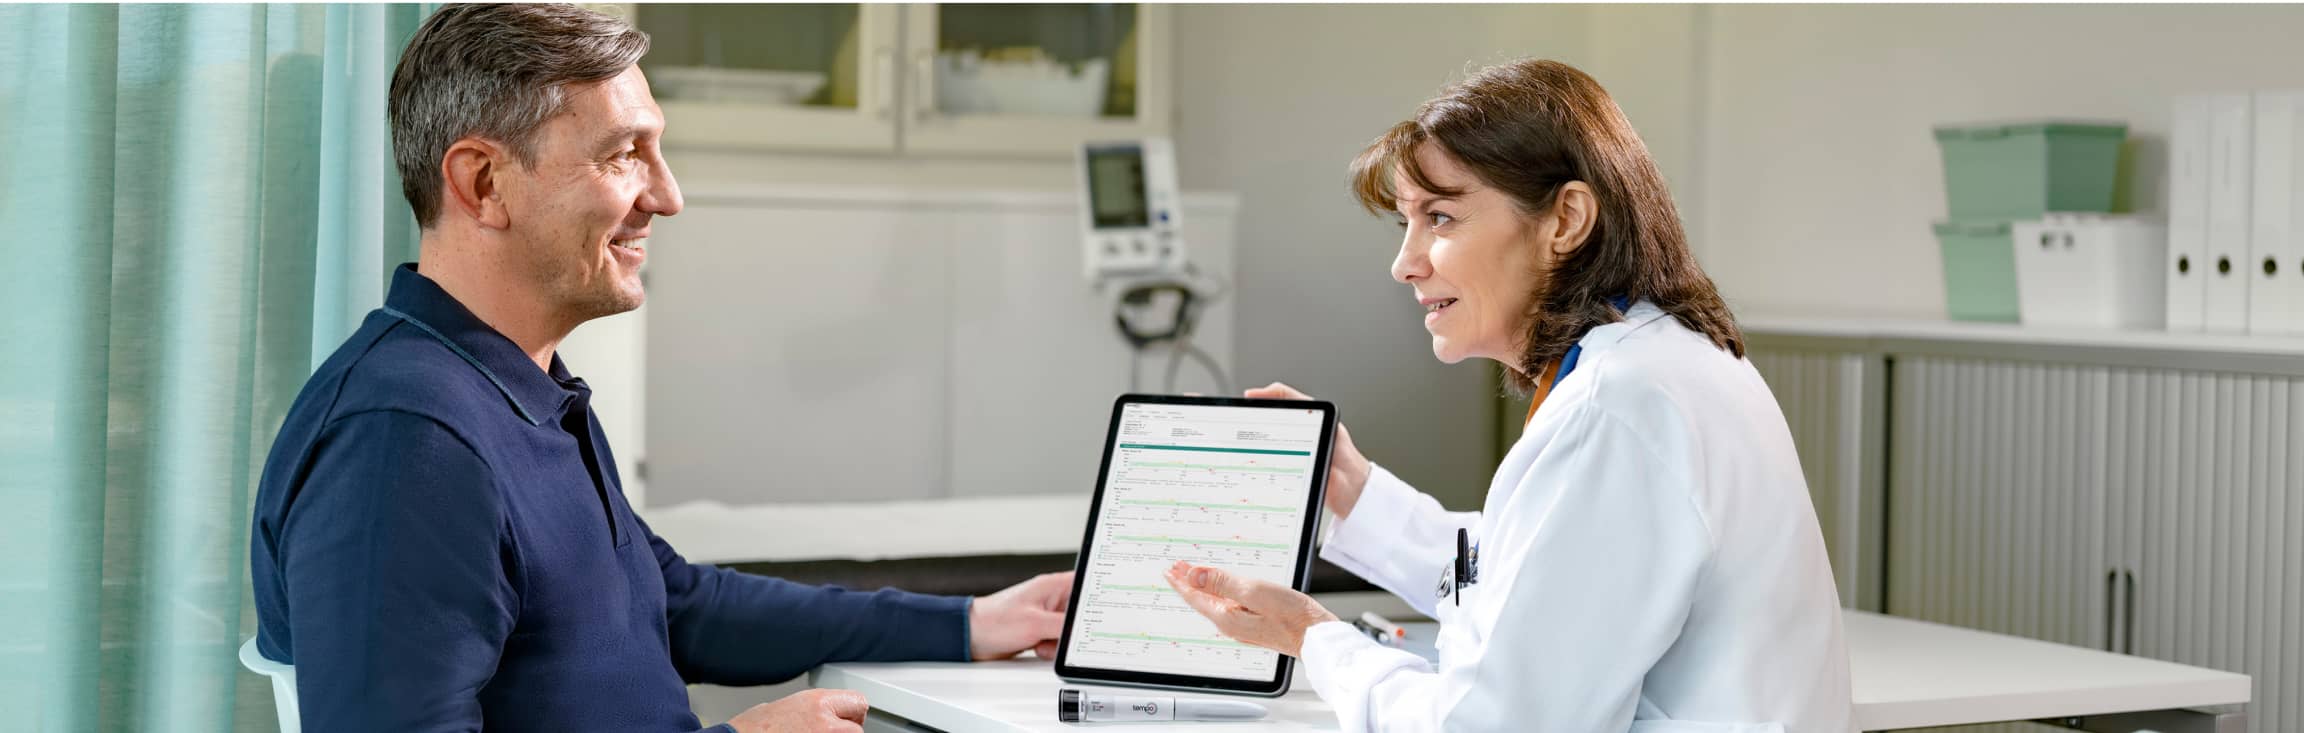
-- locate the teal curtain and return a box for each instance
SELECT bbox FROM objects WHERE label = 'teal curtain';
[0,5,430,731]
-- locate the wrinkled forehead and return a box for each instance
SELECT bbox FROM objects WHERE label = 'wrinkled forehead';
[547,67,664,145]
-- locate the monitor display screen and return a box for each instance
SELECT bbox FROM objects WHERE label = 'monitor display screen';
[1086,146,1151,229]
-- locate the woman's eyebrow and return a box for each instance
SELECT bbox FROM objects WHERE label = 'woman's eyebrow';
[1397,194,1459,211]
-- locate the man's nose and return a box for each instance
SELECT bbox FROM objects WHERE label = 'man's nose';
[641,157,682,217]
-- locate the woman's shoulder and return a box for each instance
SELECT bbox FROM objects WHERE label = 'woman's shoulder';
[1568,309,1779,442]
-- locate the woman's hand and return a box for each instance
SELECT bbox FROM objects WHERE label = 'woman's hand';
[1244,382,1371,520]
[1163,561,1339,658]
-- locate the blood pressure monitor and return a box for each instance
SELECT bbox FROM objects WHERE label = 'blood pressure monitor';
[1079,139,1186,282]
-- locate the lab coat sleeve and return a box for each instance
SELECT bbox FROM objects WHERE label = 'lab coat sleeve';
[643,514,975,685]
[1319,464,1479,618]
[1300,407,1713,733]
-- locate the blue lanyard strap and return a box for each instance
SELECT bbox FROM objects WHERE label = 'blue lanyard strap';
[1548,296,1632,393]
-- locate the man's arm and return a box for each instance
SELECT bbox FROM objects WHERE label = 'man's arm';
[641,515,973,687]
[278,411,516,732]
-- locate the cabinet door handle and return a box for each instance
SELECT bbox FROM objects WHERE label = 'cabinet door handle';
[2104,569,2120,651]
[2122,569,2137,655]
[913,50,936,122]
[873,47,896,120]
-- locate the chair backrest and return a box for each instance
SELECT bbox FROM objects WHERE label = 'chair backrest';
[238,636,301,733]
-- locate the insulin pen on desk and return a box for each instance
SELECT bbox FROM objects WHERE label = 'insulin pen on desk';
[1354,611,1406,646]
[1058,688,1268,723]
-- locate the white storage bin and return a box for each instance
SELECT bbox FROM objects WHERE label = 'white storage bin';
[2013,214,2168,329]
[934,51,1108,118]
[648,66,827,106]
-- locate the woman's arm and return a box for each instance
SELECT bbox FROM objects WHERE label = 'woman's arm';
[1238,383,1476,616]
[1304,408,1712,732]
[1318,464,1478,618]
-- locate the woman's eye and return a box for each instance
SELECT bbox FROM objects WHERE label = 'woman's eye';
[1427,211,1454,227]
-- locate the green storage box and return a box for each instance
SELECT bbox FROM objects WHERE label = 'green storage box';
[1934,121,2126,219]
[1934,220,2020,323]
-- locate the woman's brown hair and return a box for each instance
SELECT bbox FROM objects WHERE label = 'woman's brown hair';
[1350,59,1742,394]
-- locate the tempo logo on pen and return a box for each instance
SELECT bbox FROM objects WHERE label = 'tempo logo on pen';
[1058,688,1268,723]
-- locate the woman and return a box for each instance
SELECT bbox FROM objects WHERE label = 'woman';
[1162,59,1852,733]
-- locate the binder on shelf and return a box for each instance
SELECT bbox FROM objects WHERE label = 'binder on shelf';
[2204,92,2254,332]
[2167,96,2212,332]
[2253,90,2304,335]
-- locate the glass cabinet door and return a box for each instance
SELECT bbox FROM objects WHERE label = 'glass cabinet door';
[902,4,1170,156]
[629,4,902,152]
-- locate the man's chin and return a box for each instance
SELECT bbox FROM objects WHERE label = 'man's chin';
[568,286,644,323]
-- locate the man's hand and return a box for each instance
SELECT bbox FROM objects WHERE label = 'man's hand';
[1163,561,1338,658]
[968,571,1073,660]
[724,689,869,733]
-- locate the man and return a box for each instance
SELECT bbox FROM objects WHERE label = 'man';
[247,6,1071,732]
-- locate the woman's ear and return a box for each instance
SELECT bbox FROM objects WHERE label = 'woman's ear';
[1545,181,1598,258]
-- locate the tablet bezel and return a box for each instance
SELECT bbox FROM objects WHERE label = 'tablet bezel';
[1052,393,1337,697]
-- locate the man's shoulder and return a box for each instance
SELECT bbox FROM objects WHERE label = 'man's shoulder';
[308,311,513,429]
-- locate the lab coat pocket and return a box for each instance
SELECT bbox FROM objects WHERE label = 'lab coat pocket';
[1627,720,1785,733]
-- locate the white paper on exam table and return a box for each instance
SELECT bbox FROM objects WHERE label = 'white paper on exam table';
[643,494,1090,565]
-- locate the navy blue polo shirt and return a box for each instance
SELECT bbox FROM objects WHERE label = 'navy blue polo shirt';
[250,265,971,733]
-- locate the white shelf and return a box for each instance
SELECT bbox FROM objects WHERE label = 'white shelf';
[1742,312,2304,375]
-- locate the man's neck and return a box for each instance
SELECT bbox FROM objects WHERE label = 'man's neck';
[416,236,569,373]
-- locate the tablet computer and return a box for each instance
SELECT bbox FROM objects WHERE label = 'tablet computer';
[1053,394,1337,697]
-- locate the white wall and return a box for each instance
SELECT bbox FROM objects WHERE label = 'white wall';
[639,6,1602,511]
[1635,5,2304,318]
[1171,4,1597,508]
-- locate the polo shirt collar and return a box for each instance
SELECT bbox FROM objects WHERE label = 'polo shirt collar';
[379,263,578,426]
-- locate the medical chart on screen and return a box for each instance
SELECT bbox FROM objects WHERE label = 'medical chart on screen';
[1066,403,1324,681]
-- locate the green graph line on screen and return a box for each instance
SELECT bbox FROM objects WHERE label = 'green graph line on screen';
[1116,499,1296,512]
[1099,584,1173,592]
[1112,535,1290,550]
[1090,631,1252,648]
[1127,461,1308,475]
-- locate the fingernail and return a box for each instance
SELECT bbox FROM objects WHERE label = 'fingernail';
[1192,568,1211,587]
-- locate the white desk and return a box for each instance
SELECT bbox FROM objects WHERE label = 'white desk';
[812,610,2250,733]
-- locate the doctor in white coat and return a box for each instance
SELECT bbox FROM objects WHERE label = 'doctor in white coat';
[1163,59,1853,733]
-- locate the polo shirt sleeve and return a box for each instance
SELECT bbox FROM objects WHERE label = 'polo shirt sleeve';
[642,516,972,686]
[279,410,517,732]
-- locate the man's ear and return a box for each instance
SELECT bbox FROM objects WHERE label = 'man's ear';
[1544,181,1598,259]
[440,137,512,231]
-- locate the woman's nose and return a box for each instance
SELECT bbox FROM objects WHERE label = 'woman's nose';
[1391,234,1429,284]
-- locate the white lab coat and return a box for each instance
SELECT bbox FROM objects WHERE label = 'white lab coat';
[1302,302,1853,733]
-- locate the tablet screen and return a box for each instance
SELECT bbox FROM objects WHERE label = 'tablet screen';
[1061,399,1330,686]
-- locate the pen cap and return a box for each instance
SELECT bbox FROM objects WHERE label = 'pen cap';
[1058,688,1083,723]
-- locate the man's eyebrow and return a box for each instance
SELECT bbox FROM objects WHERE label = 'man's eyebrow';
[590,124,640,153]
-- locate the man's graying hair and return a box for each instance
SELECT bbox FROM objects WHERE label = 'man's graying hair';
[390,4,649,228]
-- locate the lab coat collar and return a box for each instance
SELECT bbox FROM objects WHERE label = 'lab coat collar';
[1578,299,1671,354]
